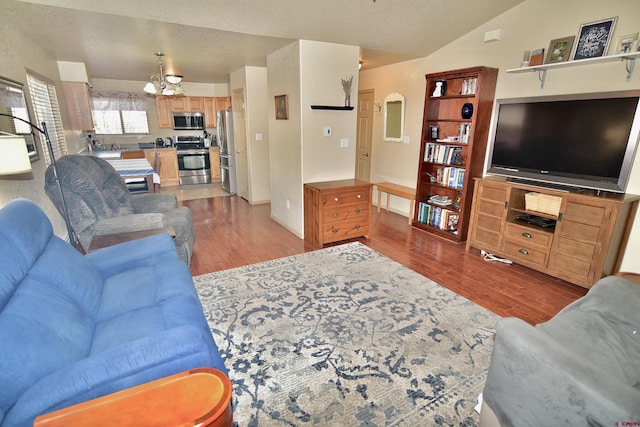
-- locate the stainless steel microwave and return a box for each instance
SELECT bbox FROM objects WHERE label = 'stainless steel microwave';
[172,112,205,130]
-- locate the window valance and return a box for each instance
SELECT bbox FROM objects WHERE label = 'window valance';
[92,91,148,111]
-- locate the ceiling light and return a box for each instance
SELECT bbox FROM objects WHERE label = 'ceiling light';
[165,74,183,85]
[143,52,184,96]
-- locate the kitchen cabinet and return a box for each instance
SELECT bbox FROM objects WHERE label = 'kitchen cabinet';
[304,179,373,248]
[204,98,216,128]
[155,96,172,128]
[62,82,94,131]
[156,96,219,128]
[144,148,179,186]
[216,96,231,111]
[171,96,204,113]
[465,177,639,288]
[209,147,220,182]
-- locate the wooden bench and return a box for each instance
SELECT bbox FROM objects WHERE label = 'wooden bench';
[375,182,416,225]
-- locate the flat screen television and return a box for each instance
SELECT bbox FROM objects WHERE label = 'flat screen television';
[486,90,640,193]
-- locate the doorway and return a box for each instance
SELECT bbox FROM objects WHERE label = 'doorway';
[232,88,249,201]
[356,89,374,182]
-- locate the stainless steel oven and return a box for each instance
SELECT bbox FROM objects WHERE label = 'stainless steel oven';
[175,136,211,185]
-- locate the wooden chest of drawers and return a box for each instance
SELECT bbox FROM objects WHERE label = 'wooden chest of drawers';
[304,179,373,248]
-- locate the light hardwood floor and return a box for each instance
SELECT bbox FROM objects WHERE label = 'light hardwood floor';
[183,194,588,326]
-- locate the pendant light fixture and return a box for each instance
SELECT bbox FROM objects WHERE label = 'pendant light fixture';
[143,52,184,96]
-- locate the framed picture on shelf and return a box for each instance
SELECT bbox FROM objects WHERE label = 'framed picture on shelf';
[614,33,639,54]
[545,36,575,63]
[275,94,288,120]
[573,17,617,60]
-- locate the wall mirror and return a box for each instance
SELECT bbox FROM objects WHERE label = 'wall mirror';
[0,75,39,162]
[383,92,405,142]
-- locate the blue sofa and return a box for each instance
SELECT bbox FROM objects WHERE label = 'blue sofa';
[0,199,227,427]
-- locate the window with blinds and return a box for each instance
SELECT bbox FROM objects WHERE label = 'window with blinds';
[91,91,150,135]
[26,71,67,165]
[92,110,150,134]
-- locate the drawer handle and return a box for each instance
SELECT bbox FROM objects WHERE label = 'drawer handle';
[357,194,362,199]
[518,248,529,255]
[522,232,532,239]
[331,226,339,234]
[355,208,361,214]
[354,225,361,230]
[332,212,339,218]
[334,197,339,202]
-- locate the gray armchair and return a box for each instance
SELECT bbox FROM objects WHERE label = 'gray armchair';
[44,155,195,265]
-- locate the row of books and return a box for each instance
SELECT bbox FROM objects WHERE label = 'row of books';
[459,124,471,143]
[461,78,478,95]
[424,143,463,165]
[430,166,465,189]
[417,202,459,232]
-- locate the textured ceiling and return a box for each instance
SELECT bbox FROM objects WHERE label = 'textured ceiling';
[5,0,523,83]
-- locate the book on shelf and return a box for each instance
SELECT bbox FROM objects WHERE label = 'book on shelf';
[435,166,465,189]
[424,143,463,165]
[418,202,459,231]
[461,78,478,95]
[459,124,471,143]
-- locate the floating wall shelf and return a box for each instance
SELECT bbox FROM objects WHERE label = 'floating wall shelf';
[310,105,354,110]
[506,51,640,88]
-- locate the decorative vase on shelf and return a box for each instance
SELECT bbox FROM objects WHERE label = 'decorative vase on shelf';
[461,103,474,119]
[345,95,351,107]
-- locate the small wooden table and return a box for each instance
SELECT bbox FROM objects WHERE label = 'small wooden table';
[34,368,233,427]
[88,227,175,252]
[375,182,416,225]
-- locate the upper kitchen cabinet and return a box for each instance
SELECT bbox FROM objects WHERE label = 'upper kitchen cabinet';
[155,96,231,129]
[62,82,94,131]
[156,96,172,128]
[171,96,204,112]
[204,98,216,128]
[216,96,231,111]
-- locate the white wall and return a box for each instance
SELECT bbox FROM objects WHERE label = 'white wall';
[230,66,271,204]
[0,13,69,239]
[300,40,360,183]
[267,42,304,235]
[359,0,640,271]
[267,40,360,237]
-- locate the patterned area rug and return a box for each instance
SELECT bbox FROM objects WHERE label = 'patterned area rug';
[193,242,499,426]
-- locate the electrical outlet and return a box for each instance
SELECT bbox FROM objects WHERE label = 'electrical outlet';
[285,199,290,209]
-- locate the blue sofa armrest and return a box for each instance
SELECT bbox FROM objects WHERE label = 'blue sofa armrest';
[85,233,178,276]
[483,317,640,426]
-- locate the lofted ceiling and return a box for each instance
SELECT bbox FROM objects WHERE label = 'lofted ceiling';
[4,0,523,84]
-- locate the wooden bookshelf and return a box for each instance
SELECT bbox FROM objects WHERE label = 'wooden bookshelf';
[413,66,498,242]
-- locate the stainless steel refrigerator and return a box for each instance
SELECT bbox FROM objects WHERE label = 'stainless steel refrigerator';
[217,109,237,194]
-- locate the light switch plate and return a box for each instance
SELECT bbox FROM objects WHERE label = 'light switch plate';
[323,126,332,137]
[340,138,349,148]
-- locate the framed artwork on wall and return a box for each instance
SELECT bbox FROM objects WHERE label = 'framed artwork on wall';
[573,17,617,60]
[614,33,639,54]
[545,36,575,63]
[275,94,288,120]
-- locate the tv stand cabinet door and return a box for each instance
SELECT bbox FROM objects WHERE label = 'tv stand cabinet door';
[548,196,618,287]
[466,179,509,253]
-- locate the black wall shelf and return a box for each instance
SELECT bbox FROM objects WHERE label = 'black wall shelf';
[310,105,354,110]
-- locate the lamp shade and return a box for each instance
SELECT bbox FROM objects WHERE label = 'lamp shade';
[143,81,157,94]
[0,135,32,175]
